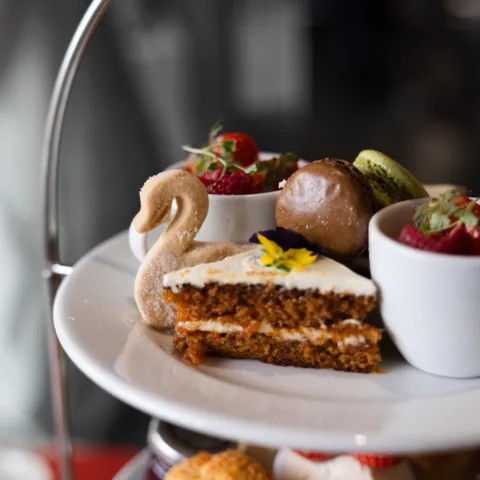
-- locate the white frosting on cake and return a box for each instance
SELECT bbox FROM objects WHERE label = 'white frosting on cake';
[163,247,376,296]
[177,319,368,348]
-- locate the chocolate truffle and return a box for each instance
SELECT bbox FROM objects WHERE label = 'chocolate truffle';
[275,158,375,257]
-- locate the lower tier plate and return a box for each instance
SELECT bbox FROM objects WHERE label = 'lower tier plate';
[113,450,150,480]
[54,231,480,453]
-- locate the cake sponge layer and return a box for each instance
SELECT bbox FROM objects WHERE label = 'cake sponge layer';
[164,283,375,328]
[174,332,381,373]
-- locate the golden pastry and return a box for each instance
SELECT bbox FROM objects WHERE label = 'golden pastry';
[165,450,271,480]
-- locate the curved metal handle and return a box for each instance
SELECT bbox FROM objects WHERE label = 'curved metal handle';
[40,0,111,478]
[42,0,111,273]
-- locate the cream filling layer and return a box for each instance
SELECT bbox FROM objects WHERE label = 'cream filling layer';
[176,319,367,347]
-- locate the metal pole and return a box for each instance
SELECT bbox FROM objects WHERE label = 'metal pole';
[41,0,112,478]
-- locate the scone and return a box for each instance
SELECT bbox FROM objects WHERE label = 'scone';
[165,449,271,480]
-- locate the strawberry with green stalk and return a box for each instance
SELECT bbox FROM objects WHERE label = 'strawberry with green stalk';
[183,120,258,175]
[399,190,480,255]
[182,121,299,195]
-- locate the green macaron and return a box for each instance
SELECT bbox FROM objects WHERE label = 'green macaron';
[353,150,429,208]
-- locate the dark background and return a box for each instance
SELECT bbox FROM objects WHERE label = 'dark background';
[102,0,480,207]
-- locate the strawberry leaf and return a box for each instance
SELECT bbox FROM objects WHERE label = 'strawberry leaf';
[411,189,479,236]
[429,211,451,231]
[222,140,236,154]
[195,158,207,174]
[462,210,479,230]
[441,202,461,214]
[412,209,428,231]
[439,189,461,200]
[442,189,465,201]
[209,119,223,142]
[182,145,217,159]
[281,152,300,164]
[245,164,259,175]
[207,162,220,171]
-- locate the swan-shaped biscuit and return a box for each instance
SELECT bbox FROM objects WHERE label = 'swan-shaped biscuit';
[134,169,251,330]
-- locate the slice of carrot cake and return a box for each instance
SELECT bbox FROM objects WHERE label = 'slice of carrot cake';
[163,237,381,373]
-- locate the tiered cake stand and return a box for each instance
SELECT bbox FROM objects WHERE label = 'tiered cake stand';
[42,1,110,478]
[43,1,480,478]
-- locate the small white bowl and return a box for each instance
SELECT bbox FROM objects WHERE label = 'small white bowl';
[129,152,303,262]
[369,198,480,378]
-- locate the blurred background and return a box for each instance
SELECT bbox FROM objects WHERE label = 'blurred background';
[1,0,480,449]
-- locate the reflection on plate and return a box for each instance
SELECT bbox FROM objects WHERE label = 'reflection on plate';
[120,324,480,402]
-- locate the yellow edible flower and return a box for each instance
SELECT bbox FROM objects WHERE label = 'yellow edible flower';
[257,234,318,272]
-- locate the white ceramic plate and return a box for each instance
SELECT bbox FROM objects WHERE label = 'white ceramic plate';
[54,231,480,453]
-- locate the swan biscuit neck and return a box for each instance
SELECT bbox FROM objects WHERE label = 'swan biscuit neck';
[134,169,209,254]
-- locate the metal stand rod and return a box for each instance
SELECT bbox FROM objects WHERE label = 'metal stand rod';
[41,1,111,478]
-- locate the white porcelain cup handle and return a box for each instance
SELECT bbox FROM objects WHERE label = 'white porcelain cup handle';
[128,220,149,263]
[128,201,177,263]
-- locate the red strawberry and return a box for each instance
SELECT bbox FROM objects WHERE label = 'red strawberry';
[406,190,480,254]
[432,226,471,255]
[399,225,444,251]
[295,451,336,462]
[185,154,197,174]
[198,175,213,188]
[470,226,480,254]
[198,168,222,188]
[207,171,254,195]
[450,193,471,208]
[213,132,259,168]
[251,172,266,194]
[473,240,480,255]
[473,202,480,218]
[399,224,473,255]
[437,225,473,254]
[182,122,299,194]
[352,454,402,469]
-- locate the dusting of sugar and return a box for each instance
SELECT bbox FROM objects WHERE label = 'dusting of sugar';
[122,312,135,326]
